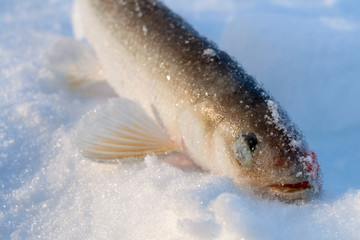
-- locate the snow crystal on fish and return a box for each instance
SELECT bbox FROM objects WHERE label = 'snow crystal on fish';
[203,48,216,57]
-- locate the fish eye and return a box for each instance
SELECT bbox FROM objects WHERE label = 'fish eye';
[242,132,258,152]
[233,132,258,166]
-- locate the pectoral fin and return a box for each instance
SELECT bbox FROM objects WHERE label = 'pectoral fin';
[76,99,177,161]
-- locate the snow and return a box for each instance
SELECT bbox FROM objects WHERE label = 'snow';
[203,48,217,57]
[1,0,360,239]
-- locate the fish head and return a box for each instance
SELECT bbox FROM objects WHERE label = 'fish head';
[211,96,322,202]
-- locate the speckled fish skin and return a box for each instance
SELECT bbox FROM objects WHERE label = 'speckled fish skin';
[74,0,321,201]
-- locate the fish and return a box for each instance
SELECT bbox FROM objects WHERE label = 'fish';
[55,0,322,201]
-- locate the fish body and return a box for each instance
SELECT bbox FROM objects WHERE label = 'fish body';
[71,0,321,201]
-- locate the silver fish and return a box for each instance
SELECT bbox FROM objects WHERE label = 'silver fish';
[67,0,321,201]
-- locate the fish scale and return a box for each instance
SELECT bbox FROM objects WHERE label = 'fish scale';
[69,0,322,201]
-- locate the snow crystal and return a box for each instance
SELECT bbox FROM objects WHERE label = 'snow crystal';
[1,0,360,239]
[203,48,217,57]
[142,25,148,35]
[266,100,282,126]
[265,100,291,136]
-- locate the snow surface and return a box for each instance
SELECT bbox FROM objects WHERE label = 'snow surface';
[1,0,360,239]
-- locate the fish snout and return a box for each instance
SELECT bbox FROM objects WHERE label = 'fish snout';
[269,150,321,198]
[303,151,320,180]
[273,150,320,180]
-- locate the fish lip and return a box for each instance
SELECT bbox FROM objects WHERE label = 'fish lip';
[244,180,317,202]
[267,181,312,193]
[262,181,318,202]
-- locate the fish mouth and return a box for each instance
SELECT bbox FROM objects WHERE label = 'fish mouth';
[262,181,316,202]
[268,181,311,193]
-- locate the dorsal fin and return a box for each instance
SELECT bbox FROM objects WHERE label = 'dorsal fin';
[46,38,105,88]
[76,98,178,161]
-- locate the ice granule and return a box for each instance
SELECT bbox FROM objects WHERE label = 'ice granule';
[203,48,216,57]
